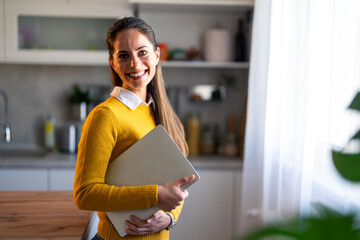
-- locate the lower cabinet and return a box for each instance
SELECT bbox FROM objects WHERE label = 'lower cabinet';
[170,169,242,240]
[0,168,75,191]
[0,168,48,190]
[49,168,75,190]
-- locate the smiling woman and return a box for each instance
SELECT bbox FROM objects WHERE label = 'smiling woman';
[73,17,193,240]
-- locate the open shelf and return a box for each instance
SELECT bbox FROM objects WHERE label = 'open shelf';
[130,0,254,10]
[160,61,249,69]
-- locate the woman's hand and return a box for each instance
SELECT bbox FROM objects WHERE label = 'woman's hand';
[124,211,171,236]
[157,175,195,212]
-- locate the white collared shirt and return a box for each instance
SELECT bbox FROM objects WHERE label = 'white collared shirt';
[110,86,153,110]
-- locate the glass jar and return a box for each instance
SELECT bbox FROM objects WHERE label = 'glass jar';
[201,124,218,155]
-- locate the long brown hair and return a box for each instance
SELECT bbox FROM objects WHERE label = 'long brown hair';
[106,17,188,156]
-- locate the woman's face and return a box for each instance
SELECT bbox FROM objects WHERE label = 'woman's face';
[109,29,160,100]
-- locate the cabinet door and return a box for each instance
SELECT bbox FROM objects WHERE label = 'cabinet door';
[0,168,48,190]
[49,168,75,190]
[170,169,237,240]
[4,0,132,65]
[234,170,243,237]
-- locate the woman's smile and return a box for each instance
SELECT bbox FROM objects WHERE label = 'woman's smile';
[127,70,148,79]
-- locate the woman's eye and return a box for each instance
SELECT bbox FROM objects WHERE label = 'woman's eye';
[118,54,128,60]
[139,50,147,56]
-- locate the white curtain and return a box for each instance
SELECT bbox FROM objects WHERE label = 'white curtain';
[240,0,360,236]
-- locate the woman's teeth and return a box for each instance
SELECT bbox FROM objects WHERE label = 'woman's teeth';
[129,70,146,77]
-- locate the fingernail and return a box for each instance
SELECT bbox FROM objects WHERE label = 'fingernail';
[146,218,152,223]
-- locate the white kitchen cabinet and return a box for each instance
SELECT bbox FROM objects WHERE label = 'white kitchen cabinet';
[49,168,75,190]
[4,0,132,65]
[132,0,253,68]
[171,169,242,240]
[0,167,75,191]
[234,169,243,236]
[0,168,48,190]
[0,0,4,62]
[161,61,249,69]
[129,0,254,7]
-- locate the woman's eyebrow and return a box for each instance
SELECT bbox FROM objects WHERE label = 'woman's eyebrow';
[137,46,150,50]
[116,46,151,56]
[118,50,128,54]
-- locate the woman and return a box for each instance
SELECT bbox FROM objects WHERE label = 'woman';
[74,17,194,240]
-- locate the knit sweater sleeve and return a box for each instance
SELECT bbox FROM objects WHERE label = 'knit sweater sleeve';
[170,202,184,222]
[73,106,158,212]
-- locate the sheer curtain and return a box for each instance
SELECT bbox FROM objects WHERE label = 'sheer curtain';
[239,0,360,236]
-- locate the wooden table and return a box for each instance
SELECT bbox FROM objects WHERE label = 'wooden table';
[0,191,91,240]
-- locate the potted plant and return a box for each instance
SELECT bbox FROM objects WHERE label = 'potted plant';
[238,91,360,240]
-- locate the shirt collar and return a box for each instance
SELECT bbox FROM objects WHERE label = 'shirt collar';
[110,86,153,110]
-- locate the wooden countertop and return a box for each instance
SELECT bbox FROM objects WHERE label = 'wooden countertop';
[0,191,91,240]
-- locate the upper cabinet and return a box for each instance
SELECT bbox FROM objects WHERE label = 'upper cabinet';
[0,0,4,62]
[130,0,254,69]
[2,0,254,67]
[129,0,254,7]
[4,0,132,65]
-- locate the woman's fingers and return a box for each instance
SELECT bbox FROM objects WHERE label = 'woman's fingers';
[173,175,195,189]
[125,217,149,235]
[125,213,168,236]
[129,215,146,227]
[157,175,195,211]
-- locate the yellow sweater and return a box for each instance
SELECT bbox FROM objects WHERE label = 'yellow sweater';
[74,96,183,240]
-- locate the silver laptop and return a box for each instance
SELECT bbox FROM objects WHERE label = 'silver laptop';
[105,125,200,237]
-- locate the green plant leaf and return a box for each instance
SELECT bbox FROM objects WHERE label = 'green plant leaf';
[312,202,343,218]
[352,130,360,140]
[332,150,360,182]
[237,204,360,240]
[348,91,360,111]
[301,215,360,240]
[240,223,300,240]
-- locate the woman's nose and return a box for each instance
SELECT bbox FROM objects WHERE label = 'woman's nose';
[130,57,140,68]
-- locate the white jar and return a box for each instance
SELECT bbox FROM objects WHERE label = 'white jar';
[203,29,232,62]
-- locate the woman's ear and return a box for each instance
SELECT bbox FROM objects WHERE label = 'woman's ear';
[155,47,160,65]
[108,57,116,71]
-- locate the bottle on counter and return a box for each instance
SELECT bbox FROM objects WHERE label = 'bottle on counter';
[201,123,218,155]
[44,113,56,151]
[235,18,247,62]
[187,112,201,155]
[224,114,238,157]
[60,122,77,154]
[224,133,238,157]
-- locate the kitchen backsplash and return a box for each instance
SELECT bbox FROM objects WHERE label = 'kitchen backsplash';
[0,64,112,147]
[0,64,248,153]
